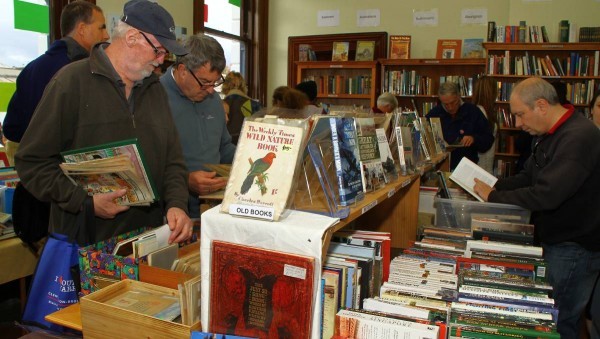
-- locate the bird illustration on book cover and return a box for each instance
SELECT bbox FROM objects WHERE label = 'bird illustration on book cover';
[240,152,276,195]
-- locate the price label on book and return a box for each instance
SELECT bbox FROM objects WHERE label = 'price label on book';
[229,204,275,221]
[283,264,307,280]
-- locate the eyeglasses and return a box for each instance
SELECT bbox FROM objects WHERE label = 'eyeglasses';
[138,31,168,58]
[186,66,225,89]
[532,135,548,168]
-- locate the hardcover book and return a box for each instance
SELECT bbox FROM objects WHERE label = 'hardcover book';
[60,139,157,206]
[375,128,397,181]
[220,119,305,221]
[436,39,462,59]
[332,41,350,62]
[355,40,375,61]
[329,117,364,206]
[210,240,315,338]
[355,117,383,193]
[461,38,484,58]
[389,35,411,59]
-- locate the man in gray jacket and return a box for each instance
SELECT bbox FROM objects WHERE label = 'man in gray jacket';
[16,0,192,244]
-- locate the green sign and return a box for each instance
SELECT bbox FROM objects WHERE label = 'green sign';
[229,0,241,8]
[0,83,16,112]
[14,0,49,34]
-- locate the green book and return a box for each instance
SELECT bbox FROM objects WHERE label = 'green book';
[60,139,159,205]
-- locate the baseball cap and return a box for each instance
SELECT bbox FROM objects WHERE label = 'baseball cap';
[121,0,188,56]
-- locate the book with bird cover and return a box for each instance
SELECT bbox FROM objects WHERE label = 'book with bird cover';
[220,119,306,221]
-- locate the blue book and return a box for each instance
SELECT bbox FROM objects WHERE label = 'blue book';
[330,117,364,206]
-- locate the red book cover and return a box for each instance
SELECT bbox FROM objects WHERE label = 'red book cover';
[210,240,315,338]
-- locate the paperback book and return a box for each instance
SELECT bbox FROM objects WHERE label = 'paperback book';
[332,41,350,62]
[355,40,375,61]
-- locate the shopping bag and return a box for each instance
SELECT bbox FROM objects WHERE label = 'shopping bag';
[21,233,80,332]
[21,196,95,332]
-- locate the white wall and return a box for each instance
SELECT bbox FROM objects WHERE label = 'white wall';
[268,0,598,103]
[95,0,599,105]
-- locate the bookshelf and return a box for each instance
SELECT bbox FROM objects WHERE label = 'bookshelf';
[296,60,379,108]
[288,32,388,89]
[484,42,600,176]
[484,42,600,106]
[380,58,486,115]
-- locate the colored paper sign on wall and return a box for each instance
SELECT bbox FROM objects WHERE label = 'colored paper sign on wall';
[0,83,17,112]
[13,0,49,34]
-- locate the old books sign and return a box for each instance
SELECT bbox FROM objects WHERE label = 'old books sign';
[221,118,306,221]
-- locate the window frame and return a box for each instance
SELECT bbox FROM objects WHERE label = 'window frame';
[194,0,268,105]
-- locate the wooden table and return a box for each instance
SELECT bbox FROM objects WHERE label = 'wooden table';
[0,236,39,310]
[45,303,82,331]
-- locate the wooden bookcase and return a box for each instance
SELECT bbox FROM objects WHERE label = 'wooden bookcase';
[380,58,486,115]
[484,42,600,176]
[296,60,379,108]
[288,32,388,88]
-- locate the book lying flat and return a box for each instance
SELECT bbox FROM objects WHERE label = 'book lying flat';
[61,139,157,206]
[449,157,497,202]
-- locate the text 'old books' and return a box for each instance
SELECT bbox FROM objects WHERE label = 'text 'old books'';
[210,240,315,338]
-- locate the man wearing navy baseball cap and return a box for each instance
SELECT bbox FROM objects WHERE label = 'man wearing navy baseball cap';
[16,0,193,254]
[121,0,188,56]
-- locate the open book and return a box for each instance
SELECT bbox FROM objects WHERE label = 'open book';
[449,157,497,202]
[60,139,157,206]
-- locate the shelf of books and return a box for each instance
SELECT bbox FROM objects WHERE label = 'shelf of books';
[296,60,379,108]
[288,32,388,89]
[380,58,485,115]
[484,42,600,108]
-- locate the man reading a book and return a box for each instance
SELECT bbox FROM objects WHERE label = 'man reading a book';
[160,34,236,218]
[15,0,193,245]
[426,82,494,170]
[473,77,600,338]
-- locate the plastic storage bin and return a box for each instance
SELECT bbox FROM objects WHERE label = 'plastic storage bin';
[434,197,531,230]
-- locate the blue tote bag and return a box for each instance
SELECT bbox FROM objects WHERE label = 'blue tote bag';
[22,233,80,332]
[22,196,95,332]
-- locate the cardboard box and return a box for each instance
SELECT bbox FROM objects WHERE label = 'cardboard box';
[80,279,200,339]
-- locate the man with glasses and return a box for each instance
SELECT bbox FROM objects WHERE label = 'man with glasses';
[473,77,600,338]
[16,0,193,245]
[160,34,236,218]
[426,81,494,169]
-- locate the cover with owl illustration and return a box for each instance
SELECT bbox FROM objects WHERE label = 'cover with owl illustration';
[220,119,306,221]
[210,240,315,338]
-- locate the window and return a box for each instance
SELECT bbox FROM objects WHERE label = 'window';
[0,0,49,117]
[195,0,268,105]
